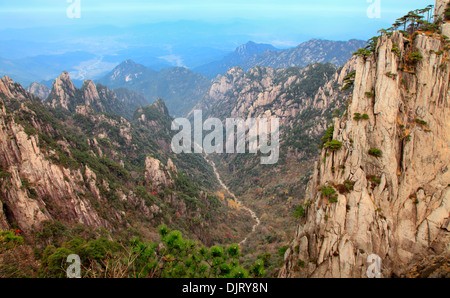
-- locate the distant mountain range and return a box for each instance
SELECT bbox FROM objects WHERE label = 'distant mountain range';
[193,41,279,78]
[97,60,211,117]
[95,39,366,115]
[19,39,367,117]
[194,39,367,78]
[2,38,366,89]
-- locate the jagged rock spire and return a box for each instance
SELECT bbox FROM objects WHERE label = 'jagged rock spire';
[48,71,77,110]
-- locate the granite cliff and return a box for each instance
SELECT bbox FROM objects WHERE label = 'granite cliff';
[279,1,450,278]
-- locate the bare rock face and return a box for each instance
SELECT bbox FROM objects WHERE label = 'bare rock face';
[0,76,36,101]
[0,81,112,232]
[194,60,356,134]
[0,201,10,230]
[435,0,449,17]
[82,80,101,106]
[279,23,450,277]
[48,71,77,110]
[26,83,50,100]
[144,156,175,188]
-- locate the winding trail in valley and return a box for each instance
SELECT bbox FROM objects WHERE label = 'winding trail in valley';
[203,155,260,245]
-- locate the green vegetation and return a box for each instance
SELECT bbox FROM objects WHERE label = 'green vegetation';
[278,246,289,258]
[385,71,398,79]
[367,175,382,185]
[445,4,450,21]
[353,37,378,58]
[295,64,337,97]
[0,164,12,180]
[0,231,24,252]
[341,71,356,91]
[368,148,383,158]
[297,259,305,268]
[320,125,335,147]
[355,113,370,121]
[293,205,305,219]
[336,180,355,194]
[406,52,424,64]
[392,44,401,57]
[34,225,262,278]
[324,140,343,152]
[416,118,427,126]
[320,185,338,203]
[353,48,373,58]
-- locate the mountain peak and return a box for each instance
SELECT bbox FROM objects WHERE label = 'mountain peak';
[235,41,277,57]
[0,76,16,99]
[195,39,365,79]
[59,71,72,82]
[48,72,77,110]
[120,59,139,68]
[0,75,38,101]
[153,98,170,115]
[81,79,100,104]
[104,59,156,84]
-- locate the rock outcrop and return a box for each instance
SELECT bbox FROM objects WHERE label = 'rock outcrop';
[0,76,37,102]
[0,72,246,248]
[47,71,146,120]
[435,0,448,16]
[144,156,175,188]
[0,74,161,234]
[48,71,77,110]
[279,3,450,278]
[194,61,356,130]
[0,95,111,232]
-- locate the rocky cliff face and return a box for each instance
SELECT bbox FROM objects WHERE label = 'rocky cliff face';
[47,72,147,120]
[0,76,36,102]
[0,72,253,247]
[194,61,357,166]
[48,71,77,111]
[195,61,355,127]
[0,87,112,232]
[436,0,448,16]
[279,5,450,278]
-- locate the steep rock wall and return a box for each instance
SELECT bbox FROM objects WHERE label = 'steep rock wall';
[280,23,450,278]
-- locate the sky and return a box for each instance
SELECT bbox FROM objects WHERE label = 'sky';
[0,0,436,84]
[0,1,435,33]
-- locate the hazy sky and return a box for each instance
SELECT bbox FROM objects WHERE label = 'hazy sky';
[1,1,435,32]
